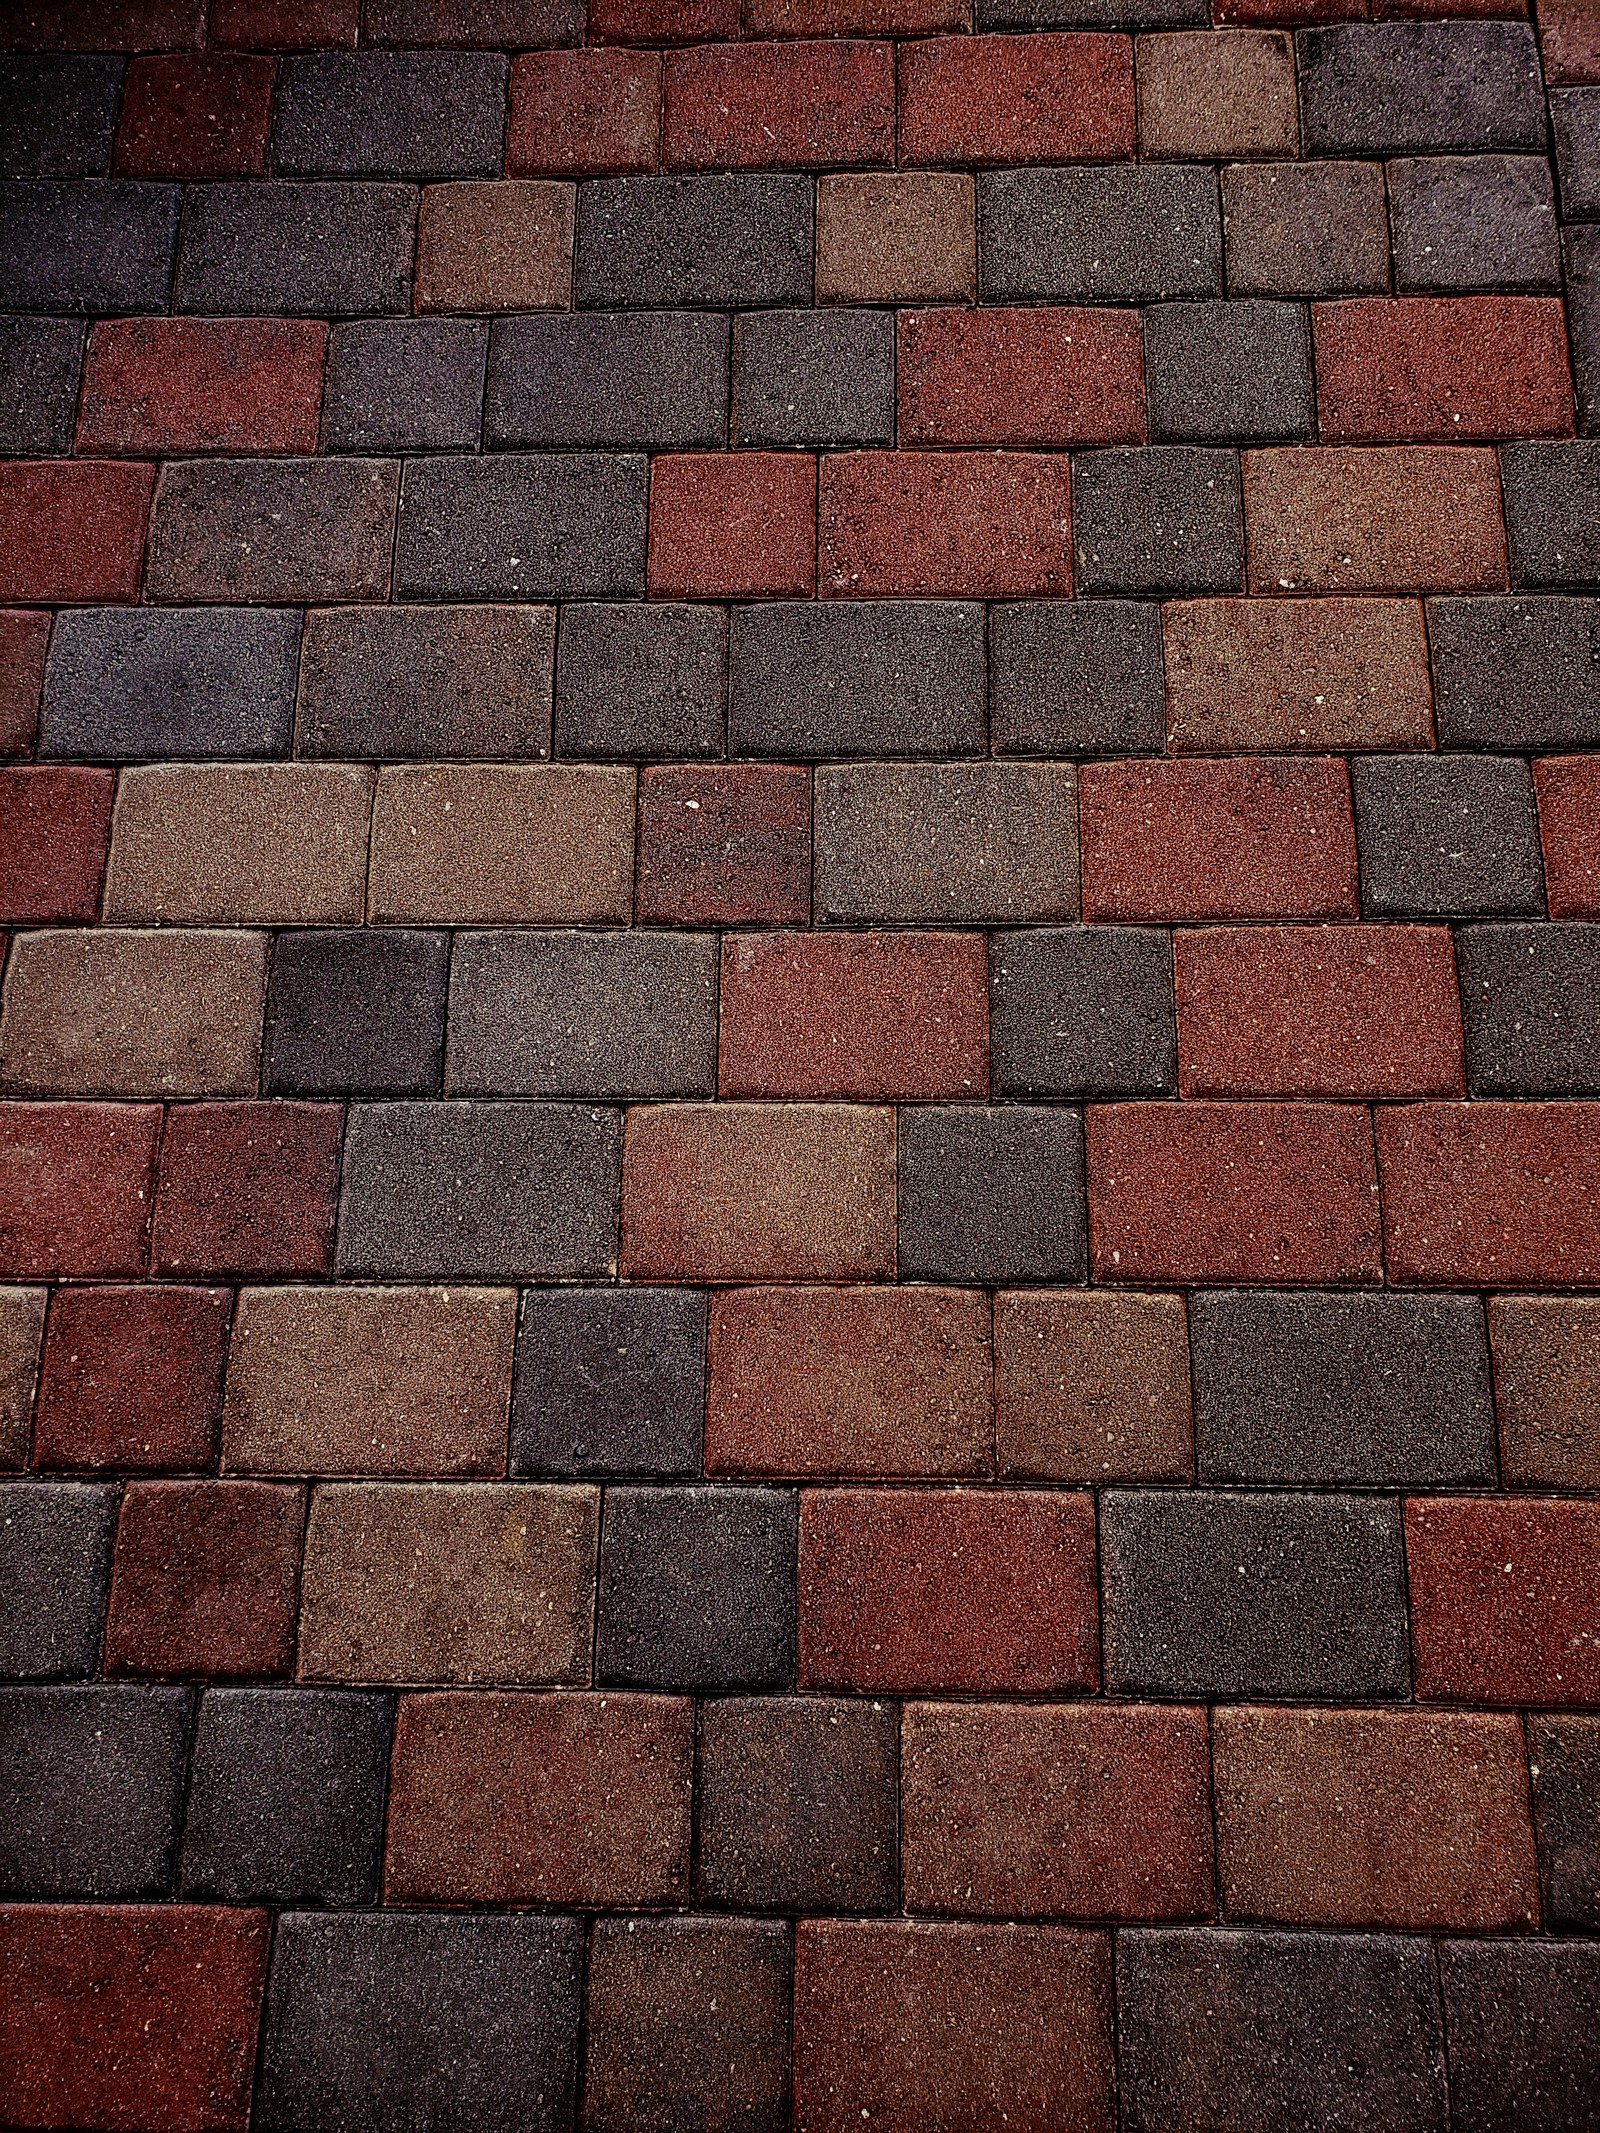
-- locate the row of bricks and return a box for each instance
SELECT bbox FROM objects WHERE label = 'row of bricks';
[4,1093,1600,1289]
[0,0,1587,57]
[5,163,1591,320]
[9,163,1596,343]
[8,750,1600,920]
[7,1679,1600,1931]
[0,25,1570,182]
[12,595,1600,760]
[6,1470,1600,1702]
[3,1908,1595,2133]
[3,307,1584,466]
[7,1279,1600,1488]
[7,915,1600,1105]
[10,435,1600,613]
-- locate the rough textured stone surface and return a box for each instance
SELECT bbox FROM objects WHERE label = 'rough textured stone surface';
[1079,758,1358,921]
[512,1286,706,1479]
[105,1478,304,1679]
[447,929,719,1098]
[35,1283,228,1473]
[1429,596,1600,751]
[800,1487,1099,1694]
[1527,1716,1600,1927]
[900,1701,1211,1918]
[298,606,553,759]
[0,1483,118,1677]
[794,1921,1115,2133]
[1214,1706,1539,1929]
[729,600,986,758]
[815,170,975,302]
[1491,1295,1600,1488]
[1164,598,1434,752]
[180,1687,391,1904]
[0,1685,190,1898]
[990,599,1167,754]
[815,762,1079,923]
[299,1483,596,1685]
[366,764,634,924]
[0,1905,270,2133]
[1174,923,1464,1097]
[0,927,268,1099]
[1441,1942,1600,2133]
[696,1695,898,1911]
[897,1103,1087,1283]
[1137,30,1296,158]
[394,454,648,601]
[1222,161,1391,297]
[1354,755,1545,916]
[486,311,726,449]
[554,602,724,760]
[1242,446,1507,593]
[706,1284,992,1478]
[1101,1490,1410,1698]
[598,1484,797,1691]
[981,164,1222,301]
[104,764,372,926]
[256,1911,582,2133]
[40,606,301,761]
[1190,1290,1493,1485]
[637,765,812,924]
[996,1288,1193,1482]
[383,1690,692,1905]
[1087,1101,1383,1285]
[621,1103,896,1283]
[576,174,813,308]
[718,930,988,1100]
[0,1287,45,1470]
[151,1101,341,1279]
[1117,1930,1448,2133]
[584,1917,792,2133]
[222,1284,514,1477]
[263,929,448,1098]
[338,1102,621,1281]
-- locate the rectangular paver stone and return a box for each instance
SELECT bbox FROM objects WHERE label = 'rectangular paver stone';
[1430,597,1600,750]
[337,1101,621,1280]
[1297,23,1546,155]
[39,607,300,761]
[395,454,647,600]
[1190,1290,1495,1485]
[0,318,84,456]
[729,601,986,758]
[0,929,266,1098]
[176,182,417,316]
[485,312,728,449]
[222,1285,516,1477]
[553,602,725,759]
[0,180,179,315]
[256,1911,582,2133]
[447,930,719,1098]
[1118,1930,1448,2133]
[321,318,486,452]
[980,165,1222,301]
[0,1685,189,1897]
[273,52,508,177]
[103,764,372,925]
[575,175,813,308]
[298,1482,597,1685]
[732,307,896,448]
[298,606,554,759]
[1101,1489,1411,1698]
[512,1287,706,1479]
[816,762,1079,923]
[367,764,634,924]
[991,599,1167,754]
[147,458,398,603]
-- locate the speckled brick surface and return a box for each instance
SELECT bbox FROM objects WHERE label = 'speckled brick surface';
[2,5,1599,2126]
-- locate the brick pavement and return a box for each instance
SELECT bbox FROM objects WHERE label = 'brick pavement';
[2,3,1600,2126]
